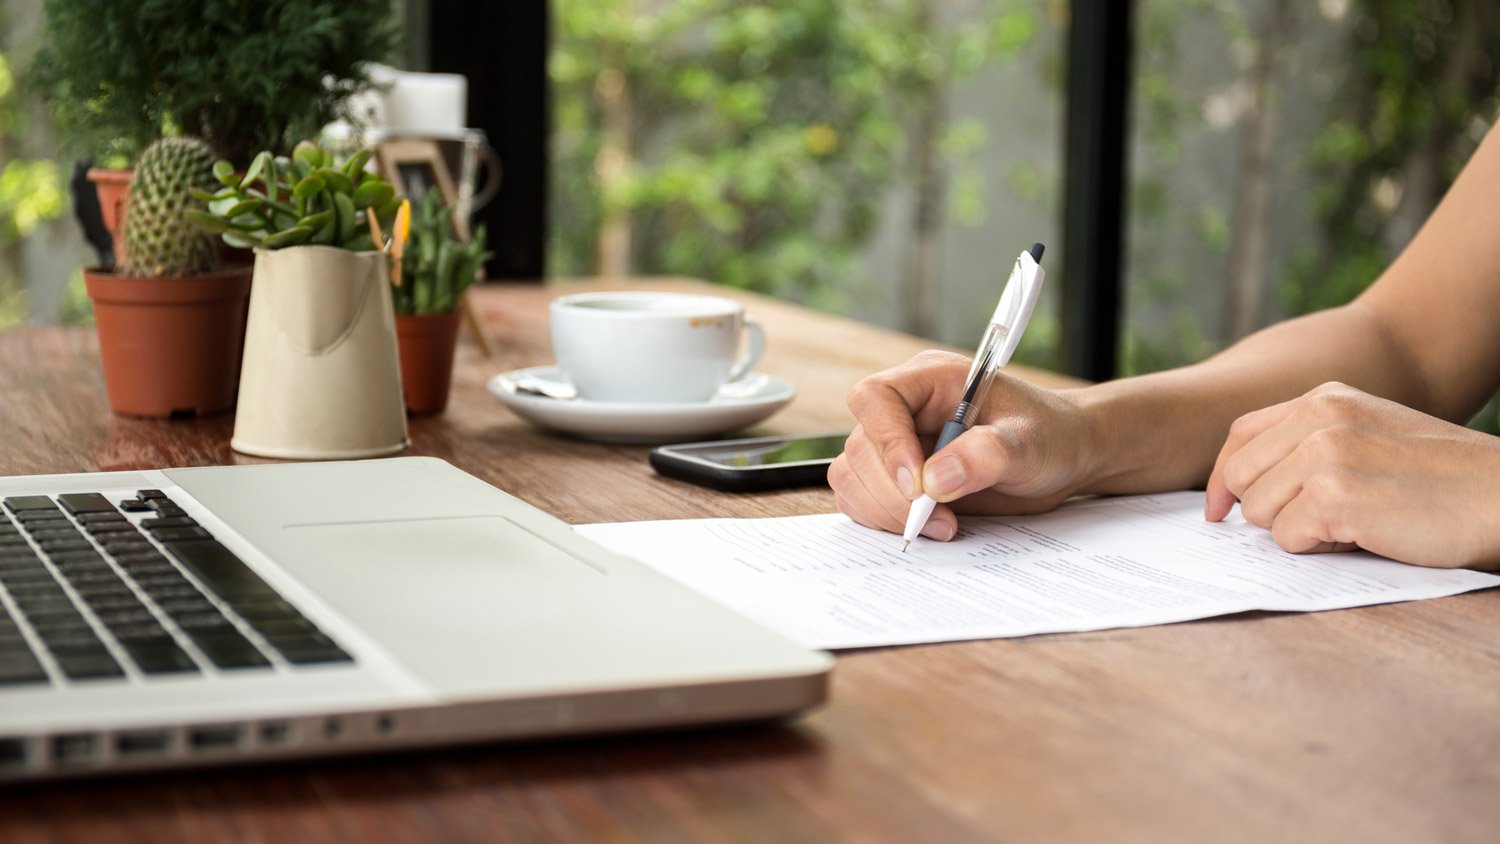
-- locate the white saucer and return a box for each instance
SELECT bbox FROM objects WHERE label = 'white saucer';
[487,365,796,444]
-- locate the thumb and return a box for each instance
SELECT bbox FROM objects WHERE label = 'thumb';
[920,422,1046,503]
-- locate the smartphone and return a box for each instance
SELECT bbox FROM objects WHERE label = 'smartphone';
[649,432,849,492]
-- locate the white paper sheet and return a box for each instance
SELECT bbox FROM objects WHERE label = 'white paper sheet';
[576,492,1500,649]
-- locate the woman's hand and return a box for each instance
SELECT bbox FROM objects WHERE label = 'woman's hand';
[828,351,1097,541]
[1206,382,1500,570]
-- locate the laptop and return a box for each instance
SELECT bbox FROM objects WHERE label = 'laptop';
[0,457,831,781]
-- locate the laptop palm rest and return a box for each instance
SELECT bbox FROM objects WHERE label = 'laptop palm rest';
[284,516,605,581]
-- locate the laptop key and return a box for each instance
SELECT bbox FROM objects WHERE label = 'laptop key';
[124,639,198,675]
[153,527,210,542]
[4,496,59,512]
[164,540,278,604]
[191,630,270,669]
[0,650,48,685]
[51,646,126,679]
[271,634,352,665]
[140,516,198,531]
[137,489,167,500]
[58,493,118,515]
[117,498,153,513]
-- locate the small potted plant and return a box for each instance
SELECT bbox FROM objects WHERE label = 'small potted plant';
[82,137,253,417]
[393,191,492,415]
[193,140,408,459]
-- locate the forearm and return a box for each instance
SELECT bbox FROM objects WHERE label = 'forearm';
[1065,301,1429,494]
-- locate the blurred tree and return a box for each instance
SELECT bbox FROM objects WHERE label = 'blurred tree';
[0,37,66,329]
[1283,0,1500,431]
[1283,0,1500,317]
[550,0,1040,324]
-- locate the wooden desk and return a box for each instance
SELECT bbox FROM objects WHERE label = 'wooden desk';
[0,279,1495,843]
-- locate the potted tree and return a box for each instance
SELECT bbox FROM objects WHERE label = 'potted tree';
[29,0,397,257]
[193,140,408,459]
[393,191,492,415]
[82,137,253,417]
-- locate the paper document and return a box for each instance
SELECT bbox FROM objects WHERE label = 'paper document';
[576,492,1500,649]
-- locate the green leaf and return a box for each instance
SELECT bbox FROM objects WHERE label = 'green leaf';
[190,187,236,203]
[345,233,376,253]
[213,160,236,186]
[296,209,334,231]
[239,151,273,190]
[293,140,324,171]
[315,167,353,195]
[292,174,325,203]
[342,148,373,179]
[374,196,402,222]
[261,226,315,248]
[222,230,260,249]
[185,209,232,234]
[224,198,264,218]
[334,192,357,244]
[352,179,395,210]
[245,190,298,217]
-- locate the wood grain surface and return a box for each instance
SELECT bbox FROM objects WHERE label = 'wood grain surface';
[0,278,1496,844]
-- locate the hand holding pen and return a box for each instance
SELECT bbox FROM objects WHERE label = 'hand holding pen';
[901,243,1045,550]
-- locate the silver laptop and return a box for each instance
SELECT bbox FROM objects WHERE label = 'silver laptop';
[0,457,831,780]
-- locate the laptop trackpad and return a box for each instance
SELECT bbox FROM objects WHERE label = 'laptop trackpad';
[283,516,604,581]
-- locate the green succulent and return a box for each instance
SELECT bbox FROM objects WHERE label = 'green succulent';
[187,140,398,252]
[119,137,221,277]
[394,190,491,316]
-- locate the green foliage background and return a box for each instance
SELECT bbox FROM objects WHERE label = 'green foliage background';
[28,0,399,166]
[549,0,1042,311]
[0,35,66,329]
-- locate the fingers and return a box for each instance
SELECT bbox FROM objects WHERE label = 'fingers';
[832,428,914,530]
[1206,398,1300,521]
[830,451,958,540]
[845,351,970,497]
[1205,382,1358,521]
[1268,482,1360,555]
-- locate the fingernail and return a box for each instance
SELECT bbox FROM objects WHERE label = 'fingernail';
[922,521,955,541]
[925,456,966,497]
[895,466,917,499]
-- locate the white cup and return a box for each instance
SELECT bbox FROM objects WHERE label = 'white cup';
[550,291,766,403]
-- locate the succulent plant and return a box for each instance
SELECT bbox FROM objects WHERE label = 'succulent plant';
[394,191,492,316]
[187,140,399,252]
[118,137,221,277]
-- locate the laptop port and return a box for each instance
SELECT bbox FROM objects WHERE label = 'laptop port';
[0,738,27,770]
[259,721,292,745]
[115,730,171,757]
[188,725,241,752]
[51,733,97,766]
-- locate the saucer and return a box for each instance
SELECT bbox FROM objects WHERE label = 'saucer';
[487,366,796,443]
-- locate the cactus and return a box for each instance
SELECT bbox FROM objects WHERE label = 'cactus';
[119,137,221,277]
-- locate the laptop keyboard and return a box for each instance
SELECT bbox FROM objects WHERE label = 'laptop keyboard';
[0,489,352,687]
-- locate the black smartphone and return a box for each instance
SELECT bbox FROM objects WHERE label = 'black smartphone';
[649,432,849,492]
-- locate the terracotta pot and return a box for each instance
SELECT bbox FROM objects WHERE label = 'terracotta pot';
[396,311,462,415]
[87,168,133,264]
[83,266,253,417]
[231,246,408,459]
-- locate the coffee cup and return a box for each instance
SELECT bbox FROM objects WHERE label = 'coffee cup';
[549,291,765,403]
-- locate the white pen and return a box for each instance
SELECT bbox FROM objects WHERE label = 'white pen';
[902,243,1046,551]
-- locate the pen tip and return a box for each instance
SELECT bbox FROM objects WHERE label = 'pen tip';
[1029,242,1045,263]
[901,540,910,553]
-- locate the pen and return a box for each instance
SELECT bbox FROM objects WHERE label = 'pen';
[901,242,1046,551]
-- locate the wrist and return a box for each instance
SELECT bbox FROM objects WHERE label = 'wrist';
[1060,386,1115,495]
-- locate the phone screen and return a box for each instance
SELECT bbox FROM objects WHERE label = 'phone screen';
[671,434,848,467]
